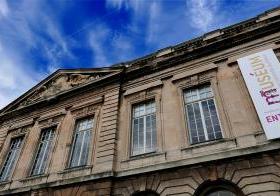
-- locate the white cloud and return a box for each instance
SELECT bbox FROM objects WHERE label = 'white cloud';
[187,0,219,32]
[105,0,224,48]
[0,49,38,109]
[112,34,132,51]
[105,0,163,48]
[0,0,9,18]
[106,0,142,13]
[88,23,137,66]
[0,0,73,109]
[89,25,111,67]
[106,0,127,10]
[41,15,74,71]
[146,1,161,44]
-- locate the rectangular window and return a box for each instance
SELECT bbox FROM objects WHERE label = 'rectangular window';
[69,118,94,168]
[184,85,222,144]
[31,128,55,176]
[0,137,23,182]
[131,101,156,156]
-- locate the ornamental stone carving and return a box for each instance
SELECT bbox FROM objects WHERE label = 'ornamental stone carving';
[20,73,101,107]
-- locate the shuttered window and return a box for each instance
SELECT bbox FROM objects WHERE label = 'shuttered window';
[132,101,156,156]
[184,85,222,144]
[69,118,93,167]
[0,137,23,182]
[31,128,55,176]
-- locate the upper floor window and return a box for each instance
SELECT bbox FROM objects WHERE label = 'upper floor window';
[131,101,156,156]
[0,137,23,182]
[184,85,222,144]
[69,117,94,168]
[31,128,55,176]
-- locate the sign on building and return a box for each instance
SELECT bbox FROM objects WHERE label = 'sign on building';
[237,49,280,139]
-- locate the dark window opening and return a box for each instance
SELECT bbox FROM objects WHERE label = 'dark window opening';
[132,190,159,196]
[194,180,244,196]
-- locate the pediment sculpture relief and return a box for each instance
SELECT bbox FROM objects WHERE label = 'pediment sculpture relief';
[19,73,101,107]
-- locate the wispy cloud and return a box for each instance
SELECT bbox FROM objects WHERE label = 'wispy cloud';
[106,0,143,13]
[146,1,161,44]
[0,0,73,109]
[0,43,38,109]
[106,0,127,10]
[105,0,226,49]
[0,0,9,18]
[0,0,278,110]
[88,23,135,66]
[89,24,111,67]
[187,0,219,32]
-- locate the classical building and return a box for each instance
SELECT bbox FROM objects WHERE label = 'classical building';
[0,7,280,196]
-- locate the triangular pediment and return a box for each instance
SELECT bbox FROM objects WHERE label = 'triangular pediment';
[1,68,122,114]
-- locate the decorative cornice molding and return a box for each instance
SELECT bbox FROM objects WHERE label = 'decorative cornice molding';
[171,63,217,82]
[124,80,163,96]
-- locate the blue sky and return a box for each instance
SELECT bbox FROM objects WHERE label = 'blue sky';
[0,0,279,109]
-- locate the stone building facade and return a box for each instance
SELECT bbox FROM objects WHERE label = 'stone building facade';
[0,7,280,196]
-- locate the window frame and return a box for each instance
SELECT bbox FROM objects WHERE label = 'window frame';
[183,84,223,144]
[130,99,157,156]
[0,136,24,182]
[29,126,56,176]
[67,116,95,168]
[123,90,163,160]
[173,69,231,148]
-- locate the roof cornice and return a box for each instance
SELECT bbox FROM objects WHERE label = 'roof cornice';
[123,7,280,72]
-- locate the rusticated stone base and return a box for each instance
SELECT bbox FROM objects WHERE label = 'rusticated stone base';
[8,151,280,196]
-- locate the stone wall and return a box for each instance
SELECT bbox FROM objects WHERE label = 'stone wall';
[8,151,280,195]
[113,152,280,196]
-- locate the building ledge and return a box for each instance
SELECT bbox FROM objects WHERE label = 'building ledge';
[116,139,280,177]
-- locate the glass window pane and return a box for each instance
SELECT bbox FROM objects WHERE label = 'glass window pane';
[184,85,222,144]
[202,100,215,140]
[80,130,90,166]
[138,117,144,154]
[31,128,55,175]
[185,89,200,103]
[145,115,152,151]
[0,137,23,181]
[151,114,156,150]
[193,103,206,143]
[186,104,198,143]
[132,101,156,155]
[208,99,222,139]
[69,118,93,167]
[132,118,139,154]
[70,132,83,167]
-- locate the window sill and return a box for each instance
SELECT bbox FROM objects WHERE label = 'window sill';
[19,174,49,182]
[58,165,93,174]
[122,151,166,163]
[181,138,236,151]
[0,180,11,187]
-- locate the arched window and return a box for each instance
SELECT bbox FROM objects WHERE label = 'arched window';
[132,190,159,196]
[206,189,236,196]
[195,180,244,196]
